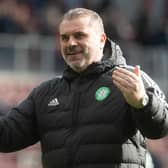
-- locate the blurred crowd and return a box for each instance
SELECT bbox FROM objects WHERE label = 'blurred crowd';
[0,78,38,111]
[0,0,168,46]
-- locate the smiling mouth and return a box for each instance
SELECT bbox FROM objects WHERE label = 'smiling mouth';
[66,51,83,55]
[67,53,78,55]
[67,53,82,62]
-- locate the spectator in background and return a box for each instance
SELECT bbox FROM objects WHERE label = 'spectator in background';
[0,0,38,34]
[134,0,168,46]
[83,0,111,13]
[38,2,65,71]
[101,4,136,43]
[40,2,63,35]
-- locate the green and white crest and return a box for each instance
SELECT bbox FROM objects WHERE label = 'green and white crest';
[95,86,111,101]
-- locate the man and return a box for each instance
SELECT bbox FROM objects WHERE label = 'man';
[0,8,168,168]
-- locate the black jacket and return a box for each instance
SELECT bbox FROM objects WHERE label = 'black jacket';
[0,42,168,168]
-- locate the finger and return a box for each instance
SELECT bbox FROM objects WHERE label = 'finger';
[113,74,131,88]
[113,78,126,93]
[114,67,138,80]
[112,74,136,93]
[134,65,140,76]
[113,69,137,84]
[112,70,140,93]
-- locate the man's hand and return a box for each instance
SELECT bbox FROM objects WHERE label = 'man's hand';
[112,66,147,108]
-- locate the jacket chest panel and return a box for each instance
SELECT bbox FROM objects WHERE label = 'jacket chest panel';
[78,85,127,125]
[38,75,129,137]
[38,92,74,133]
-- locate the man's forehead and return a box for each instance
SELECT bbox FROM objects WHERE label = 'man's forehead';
[60,16,94,33]
[61,16,95,27]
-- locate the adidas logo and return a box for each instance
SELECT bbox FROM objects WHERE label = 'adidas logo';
[48,98,59,106]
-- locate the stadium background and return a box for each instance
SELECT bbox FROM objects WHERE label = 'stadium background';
[0,0,168,167]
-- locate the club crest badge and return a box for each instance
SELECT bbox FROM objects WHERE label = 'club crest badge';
[95,86,111,101]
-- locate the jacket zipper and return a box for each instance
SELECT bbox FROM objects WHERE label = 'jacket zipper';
[66,88,81,167]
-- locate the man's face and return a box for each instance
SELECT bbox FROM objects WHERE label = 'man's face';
[59,16,106,72]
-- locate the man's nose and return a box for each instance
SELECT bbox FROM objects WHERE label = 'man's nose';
[68,37,77,46]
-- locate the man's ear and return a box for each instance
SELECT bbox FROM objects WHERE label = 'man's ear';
[100,33,107,42]
[100,33,107,49]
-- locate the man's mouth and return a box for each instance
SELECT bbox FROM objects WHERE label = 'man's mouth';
[66,52,79,55]
[66,51,83,56]
[67,53,83,62]
[65,46,83,56]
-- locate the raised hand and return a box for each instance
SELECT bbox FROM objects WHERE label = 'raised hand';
[112,66,147,108]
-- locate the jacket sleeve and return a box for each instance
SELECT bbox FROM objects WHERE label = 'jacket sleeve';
[131,71,168,139]
[0,88,39,152]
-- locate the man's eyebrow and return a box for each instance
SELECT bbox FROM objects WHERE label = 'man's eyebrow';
[60,34,69,38]
[76,31,87,35]
[60,31,87,36]
[60,33,67,36]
